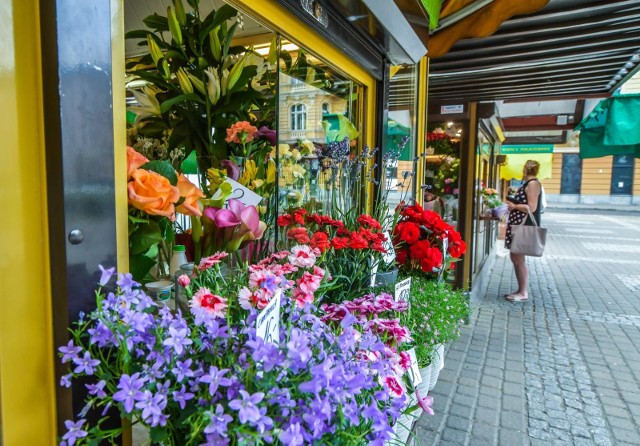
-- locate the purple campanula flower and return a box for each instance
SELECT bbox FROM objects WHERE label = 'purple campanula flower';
[60,373,72,388]
[98,264,116,286]
[172,358,194,382]
[172,385,194,410]
[204,404,233,437]
[135,390,167,427]
[162,326,193,355]
[116,272,137,292]
[72,351,100,375]
[228,390,264,424]
[252,406,274,434]
[200,366,231,397]
[278,422,305,446]
[61,419,88,445]
[87,321,116,347]
[286,328,312,364]
[112,373,146,413]
[59,340,82,363]
[86,380,107,398]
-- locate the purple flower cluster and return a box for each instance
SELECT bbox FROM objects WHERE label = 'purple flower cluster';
[58,268,408,445]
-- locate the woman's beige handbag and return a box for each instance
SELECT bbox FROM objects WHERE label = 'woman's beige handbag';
[510,208,547,257]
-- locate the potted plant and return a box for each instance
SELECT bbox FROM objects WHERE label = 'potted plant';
[58,250,416,445]
[399,275,470,391]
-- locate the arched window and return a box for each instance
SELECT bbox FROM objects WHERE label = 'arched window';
[322,102,329,114]
[291,104,307,131]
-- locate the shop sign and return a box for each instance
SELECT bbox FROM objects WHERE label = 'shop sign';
[440,104,464,114]
[211,178,263,207]
[501,144,554,154]
[406,348,422,386]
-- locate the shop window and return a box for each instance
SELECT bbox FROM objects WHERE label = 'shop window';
[611,155,634,195]
[560,154,582,194]
[290,104,307,131]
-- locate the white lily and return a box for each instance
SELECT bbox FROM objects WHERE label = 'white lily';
[204,67,220,105]
[129,85,162,123]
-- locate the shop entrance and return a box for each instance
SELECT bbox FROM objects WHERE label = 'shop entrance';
[560,154,582,194]
[611,155,634,195]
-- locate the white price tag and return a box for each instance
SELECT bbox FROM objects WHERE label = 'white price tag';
[382,231,396,265]
[394,278,411,302]
[406,348,422,386]
[370,257,379,288]
[212,178,263,207]
[256,290,281,345]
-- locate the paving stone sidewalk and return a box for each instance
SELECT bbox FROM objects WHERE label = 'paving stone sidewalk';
[414,210,640,445]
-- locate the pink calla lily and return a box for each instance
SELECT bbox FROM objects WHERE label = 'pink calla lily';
[204,207,241,228]
[203,199,266,253]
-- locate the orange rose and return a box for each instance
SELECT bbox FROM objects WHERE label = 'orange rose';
[225,121,258,144]
[126,146,149,178]
[128,169,180,220]
[176,174,205,217]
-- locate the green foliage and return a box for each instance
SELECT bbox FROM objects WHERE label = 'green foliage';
[400,274,470,367]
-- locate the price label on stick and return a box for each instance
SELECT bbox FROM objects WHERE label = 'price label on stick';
[395,278,411,302]
[382,231,396,265]
[256,290,281,346]
[211,178,263,207]
[406,348,422,386]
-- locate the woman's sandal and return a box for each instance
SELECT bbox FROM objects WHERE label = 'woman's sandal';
[505,293,528,302]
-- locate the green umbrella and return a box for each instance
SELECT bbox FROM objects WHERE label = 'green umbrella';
[575,93,640,159]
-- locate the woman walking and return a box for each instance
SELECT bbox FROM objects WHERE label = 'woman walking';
[504,160,542,302]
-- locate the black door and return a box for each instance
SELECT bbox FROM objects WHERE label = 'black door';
[560,154,582,194]
[611,155,634,195]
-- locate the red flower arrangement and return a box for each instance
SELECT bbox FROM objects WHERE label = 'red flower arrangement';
[277,209,389,302]
[393,203,466,276]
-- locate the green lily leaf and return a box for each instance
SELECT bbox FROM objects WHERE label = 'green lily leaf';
[199,4,237,43]
[140,160,179,185]
[125,30,153,40]
[160,94,204,114]
[143,13,169,32]
[130,220,162,255]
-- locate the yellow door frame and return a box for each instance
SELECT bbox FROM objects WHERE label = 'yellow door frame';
[0,0,57,443]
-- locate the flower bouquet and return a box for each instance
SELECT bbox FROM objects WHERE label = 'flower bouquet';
[127,146,204,282]
[393,203,466,280]
[58,252,414,445]
[276,208,389,302]
[426,128,455,156]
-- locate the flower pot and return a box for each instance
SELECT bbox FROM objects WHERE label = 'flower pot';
[390,392,420,445]
[429,362,440,390]
[428,345,446,390]
[374,266,399,287]
[416,365,431,397]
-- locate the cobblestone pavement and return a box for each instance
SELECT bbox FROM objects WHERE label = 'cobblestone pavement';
[415,209,640,445]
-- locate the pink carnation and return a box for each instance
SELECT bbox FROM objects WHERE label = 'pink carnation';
[177,274,190,287]
[399,351,412,371]
[191,287,227,318]
[288,245,318,268]
[198,252,229,271]
[292,288,315,308]
[238,287,270,310]
[380,375,405,398]
[297,271,322,295]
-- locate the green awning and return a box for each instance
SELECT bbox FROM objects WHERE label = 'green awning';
[575,94,640,159]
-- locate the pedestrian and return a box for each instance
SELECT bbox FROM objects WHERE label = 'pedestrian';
[504,160,543,302]
[423,184,446,215]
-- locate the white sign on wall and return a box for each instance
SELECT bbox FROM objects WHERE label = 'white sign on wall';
[256,290,281,345]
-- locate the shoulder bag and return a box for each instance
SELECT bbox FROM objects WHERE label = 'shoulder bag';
[510,207,547,257]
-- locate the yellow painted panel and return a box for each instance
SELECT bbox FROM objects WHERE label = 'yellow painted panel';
[0,0,57,444]
[581,157,612,195]
[112,0,128,272]
[545,153,562,194]
[415,57,428,205]
[634,163,640,196]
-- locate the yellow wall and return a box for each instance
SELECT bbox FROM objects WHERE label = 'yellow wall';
[545,153,562,194]
[635,161,640,198]
[0,0,57,443]
[581,156,614,195]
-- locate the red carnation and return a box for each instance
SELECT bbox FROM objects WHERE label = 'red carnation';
[310,231,330,252]
[287,227,311,244]
[449,240,466,258]
[349,232,369,250]
[306,213,323,225]
[277,214,293,227]
[293,209,307,225]
[396,248,408,265]
[357,214,382,230]
[330,237,349,250]
[420,247,443,273]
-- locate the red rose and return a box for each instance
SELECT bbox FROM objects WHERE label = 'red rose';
[310,231,330,252]
[409,240,432,261]
[449,240,466,258]
[348,233,369,250]
[420,247,443,273]
[287,227,311,244]
[277,214,293,227]
[395,222,420,245]
[330,237,349,250]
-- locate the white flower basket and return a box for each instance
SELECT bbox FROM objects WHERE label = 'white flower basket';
[387,392,421,445]
[429,345,446,390]
[416,365,431,397]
